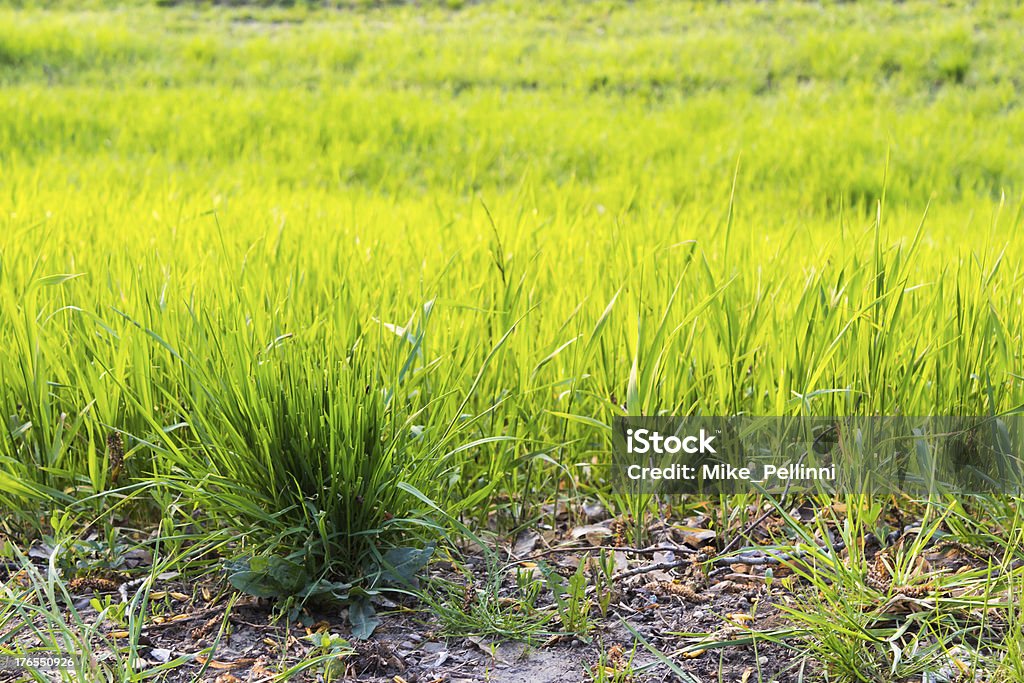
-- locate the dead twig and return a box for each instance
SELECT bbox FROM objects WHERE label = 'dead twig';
[611,558,691,582]
[610,539,849,584]
[143,605,229,631]
[523,543,694,562]
[719,451,804,556]
[712,540,848,569]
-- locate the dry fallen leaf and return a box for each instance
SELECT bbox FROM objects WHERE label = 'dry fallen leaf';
[570,524,612,545]
[195,655,255,670]
[673,525,716,547]
[251,658,276,678]
[512,530,540,557]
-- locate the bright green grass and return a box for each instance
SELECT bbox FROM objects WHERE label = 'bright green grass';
[2,0,1024,588]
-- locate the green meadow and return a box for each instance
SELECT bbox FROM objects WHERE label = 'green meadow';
[3,1,1024,680]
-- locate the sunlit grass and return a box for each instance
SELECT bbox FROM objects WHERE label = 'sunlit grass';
[2,0,1024,677]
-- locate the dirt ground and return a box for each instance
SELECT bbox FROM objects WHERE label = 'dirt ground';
[1,555,801,683]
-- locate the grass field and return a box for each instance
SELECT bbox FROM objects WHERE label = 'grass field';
[3,1,1024,681]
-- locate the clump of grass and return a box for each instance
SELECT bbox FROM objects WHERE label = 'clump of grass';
[751,494,1024,681]
[162,343,411,574]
